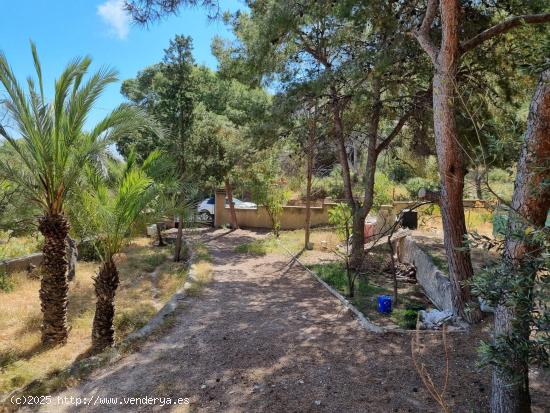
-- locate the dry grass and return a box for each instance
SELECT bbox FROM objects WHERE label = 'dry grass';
[184,261,213,297]
[0,237,187,396]
[418,206,494,236]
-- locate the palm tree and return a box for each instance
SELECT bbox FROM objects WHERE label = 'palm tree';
[0,43,148,346]
[77,152,157,351]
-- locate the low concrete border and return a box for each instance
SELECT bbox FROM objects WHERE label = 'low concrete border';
[1,253,43,274]
[125,251,197,342]
[277,239,468,334]
[277,241,384,333]
[393,236,453,312]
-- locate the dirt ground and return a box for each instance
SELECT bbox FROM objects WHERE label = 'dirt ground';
[26,229,548,413]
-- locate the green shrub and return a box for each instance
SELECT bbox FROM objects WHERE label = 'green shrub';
[328,203,353,241]
[0,270,14,293]
[488,168,513,183]
[142,253,167,272]
[373,172,394,208]
[0,232,43,260]
[0,349,18,369]
[387,162,414,183]
[404,177,439,199]
[393,307,421,329]
[77,239,102,261]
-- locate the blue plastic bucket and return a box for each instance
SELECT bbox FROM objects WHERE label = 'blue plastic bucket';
[377,295,392,314]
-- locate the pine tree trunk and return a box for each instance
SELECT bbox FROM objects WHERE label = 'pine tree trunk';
[225,179,239,230]
[350,208,366,268]
[38,214,70,346]
[92,259,119,352]
[304,117,314,250]
[349,78,381,269]
[432,0,481,323]
[491,69,550,413]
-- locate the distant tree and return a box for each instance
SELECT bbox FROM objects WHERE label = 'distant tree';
[186,67,273,228]
[216,0,432,270]
[119,35,195,172]
[0,44,148,346]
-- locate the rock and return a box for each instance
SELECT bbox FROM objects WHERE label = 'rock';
[418,309,453,329]
[315,400,321,406]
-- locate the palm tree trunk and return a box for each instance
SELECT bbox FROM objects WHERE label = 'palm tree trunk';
[38,214,70,346]
[66,235,77,282]
[92,259,119,352]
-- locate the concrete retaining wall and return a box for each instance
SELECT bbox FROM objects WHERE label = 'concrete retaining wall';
[394,236,453,312]
[1,253,43,274]
[214,189,337,229]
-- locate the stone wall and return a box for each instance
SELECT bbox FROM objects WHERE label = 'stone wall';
[394,236,453,312]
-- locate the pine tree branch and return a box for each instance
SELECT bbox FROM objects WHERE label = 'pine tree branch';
[460,13,550,53]
[375,113,411,155]
[413,0,439,64]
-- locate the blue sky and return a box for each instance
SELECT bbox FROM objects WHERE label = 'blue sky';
[0,0,243,129]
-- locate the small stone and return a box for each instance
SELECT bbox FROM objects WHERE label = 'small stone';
[314,400,321,406]
[201,384,207,389]
[298,379,304,384]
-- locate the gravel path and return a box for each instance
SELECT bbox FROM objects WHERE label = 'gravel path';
[30,229,547,413]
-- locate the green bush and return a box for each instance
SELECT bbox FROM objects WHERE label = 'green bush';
[142,253,167,272]
[0,232,43,260]
[373,172,394,208]
[488,168,513,183]
[0,270,14,293]
[311,166,346,200]
[328,203,353,241]
[77,239,102,261]
[394,308,418,329]
[404,177,439,199]
[387,162,414,183]
[0,349,18,369]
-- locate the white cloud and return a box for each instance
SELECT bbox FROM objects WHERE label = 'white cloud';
[97,0,131,40]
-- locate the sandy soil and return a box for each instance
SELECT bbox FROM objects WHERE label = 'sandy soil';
[28,229,548,413]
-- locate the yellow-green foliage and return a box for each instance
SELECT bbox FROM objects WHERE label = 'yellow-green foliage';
[0,232,43,260]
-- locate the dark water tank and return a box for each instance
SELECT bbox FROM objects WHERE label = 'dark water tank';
[401,209,418,230]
